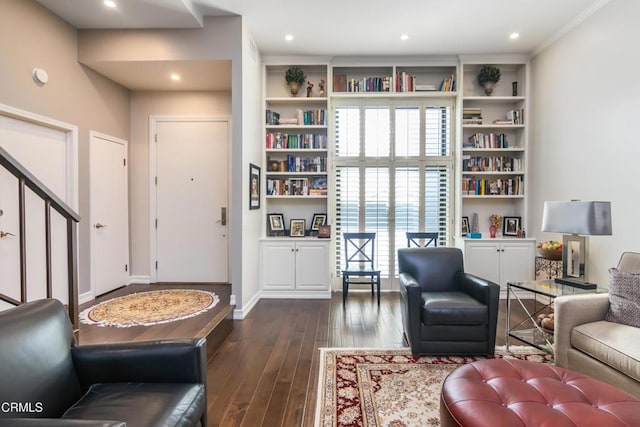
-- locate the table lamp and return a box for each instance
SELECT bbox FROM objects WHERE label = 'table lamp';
[541,201,612,289]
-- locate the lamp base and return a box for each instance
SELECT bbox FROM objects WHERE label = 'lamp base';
[554,277,597,289]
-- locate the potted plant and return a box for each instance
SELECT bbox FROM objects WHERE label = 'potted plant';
[477,65,501,96]
[285,66,306,96]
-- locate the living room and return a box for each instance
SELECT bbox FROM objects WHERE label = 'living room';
[1,0,639,425]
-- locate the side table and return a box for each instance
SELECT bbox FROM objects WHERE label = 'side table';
[505,279,603,355]
[535,256,562,280]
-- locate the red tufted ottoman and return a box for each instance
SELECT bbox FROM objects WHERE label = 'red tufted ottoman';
[440,358,640,427]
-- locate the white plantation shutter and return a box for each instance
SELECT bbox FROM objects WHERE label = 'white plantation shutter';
[334,99,453,278]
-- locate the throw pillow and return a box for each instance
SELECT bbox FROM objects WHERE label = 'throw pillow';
[606,267,640,328]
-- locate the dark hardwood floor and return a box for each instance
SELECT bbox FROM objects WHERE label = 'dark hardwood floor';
[77,288,541,427]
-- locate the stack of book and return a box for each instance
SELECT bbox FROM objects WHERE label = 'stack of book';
[265,109,280,125]
[463,108,483,125]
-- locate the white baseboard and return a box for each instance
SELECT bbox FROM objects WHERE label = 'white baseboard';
[261,290,331,299]
[232,291,261,319]
[128,275,151,284]
[79,291,94,305]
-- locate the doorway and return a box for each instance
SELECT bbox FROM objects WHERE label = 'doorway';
[150,117,230,283]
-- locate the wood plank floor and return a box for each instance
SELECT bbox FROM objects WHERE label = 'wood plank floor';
[77,288,542,426]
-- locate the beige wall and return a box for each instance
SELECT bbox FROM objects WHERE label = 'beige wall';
[0,0,130,295]
[129,91,232,277]
[530,0,640,285]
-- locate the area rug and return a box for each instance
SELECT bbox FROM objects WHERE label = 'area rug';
[80,289,220,328]
[315,346,552,427]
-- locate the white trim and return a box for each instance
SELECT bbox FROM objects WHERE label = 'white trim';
[128,275,151,284]
[89,131,129,299]
[533,0,611,56]
[79,291,94,305]
[0,103,79,210]
[260,290,331,299]
[148,115,231,283]
[232,290,261,319]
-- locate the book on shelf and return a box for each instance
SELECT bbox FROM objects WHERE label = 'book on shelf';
[463,156,522,172]
[266,132,327,149]
[493,119,514,125]
[345,76,391,93]
[278,117,298,125]
[463,119,483,125]
[439,74,456,92]
[265,110,280,125]
[395,71,416,92]
[266,177,327,196]
[461,176,523,196]
[333,74,347,92]
[464,132,509,149]
[415,84,436,91]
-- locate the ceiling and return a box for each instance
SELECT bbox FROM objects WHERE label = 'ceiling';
[35,0,607,90]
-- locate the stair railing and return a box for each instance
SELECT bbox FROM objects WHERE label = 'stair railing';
[0,145,80,330]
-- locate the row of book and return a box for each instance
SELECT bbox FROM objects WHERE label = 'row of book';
[463,133,509,149]
[493,109,525,125]
[463,156,522,172]
[265,132,327,149]
[462,108,482,125]
[267,155,327,173]
[267,176,327,196]
[461,177,523,196]
[345,76,391,93]
[265,109,327,126]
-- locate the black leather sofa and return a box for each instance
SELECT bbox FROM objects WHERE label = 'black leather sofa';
[398,247,500,356]
[0,299,207,427]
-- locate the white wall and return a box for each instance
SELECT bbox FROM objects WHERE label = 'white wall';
[529,0,640,285]
[238,25,263,317]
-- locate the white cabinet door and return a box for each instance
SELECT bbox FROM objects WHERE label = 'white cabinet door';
[295,242,329,290]
[465,241,501,285]
[261,242,295,290]
[500,242,534,285]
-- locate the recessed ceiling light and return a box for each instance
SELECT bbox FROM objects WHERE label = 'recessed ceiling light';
[104,0,116,8]
[510,32,520,40]
[170,74,181,81]
[400,34,409,41]
[284,34,294,42]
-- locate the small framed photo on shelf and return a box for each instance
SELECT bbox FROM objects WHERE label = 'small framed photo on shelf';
[311,213,327,231]
[268,213,285,236]
[249,163,260,210]
[318,224,331,239]
[503,216,521,237]
[461,216,470,236]
[290,219,306,237]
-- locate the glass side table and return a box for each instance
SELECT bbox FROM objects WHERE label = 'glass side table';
[505,279,605,355]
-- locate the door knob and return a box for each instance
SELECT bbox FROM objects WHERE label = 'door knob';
[94,223,107,229]
[0,230,16,238]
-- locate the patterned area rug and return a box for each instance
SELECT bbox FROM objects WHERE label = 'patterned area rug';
[80,289,220,328]
[315,346,552,427]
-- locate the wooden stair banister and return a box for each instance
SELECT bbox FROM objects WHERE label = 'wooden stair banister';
[0,145,80,330]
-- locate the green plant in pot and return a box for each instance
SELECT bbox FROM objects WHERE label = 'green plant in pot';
[285,66,306,96]
[477,66,501,96]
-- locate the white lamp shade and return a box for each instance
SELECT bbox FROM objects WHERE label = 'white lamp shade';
[541,201,612,235]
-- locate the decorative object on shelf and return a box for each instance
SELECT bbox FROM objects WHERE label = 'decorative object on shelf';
[290,219,306,237]
[489,225,497,238]
[311,213,327,231]
[318,79,325,97]
[285,66,306,96]
[489,214,502,236]
[471,213,479,233]
[461,216,470,236]
[268,213,285,236]
[270,161,280,172]
[249,163,260,210]
[512,81,518,96]
[477,65,501,96]
[541,200,612,288]
[318,224,331,238]
[536,241,563,260]
[503,216,521,237]
[306,81,314,97]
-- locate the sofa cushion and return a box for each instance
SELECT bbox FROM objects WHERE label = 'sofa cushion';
[571,320,640,382]
[63,383,205,427]
[421,291,487,325]
[606,267,640,328]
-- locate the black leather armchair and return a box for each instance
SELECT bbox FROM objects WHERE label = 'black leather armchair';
[0,299,207,427]
[398,247,500,356]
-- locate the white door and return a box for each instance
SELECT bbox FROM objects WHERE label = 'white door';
[155,119,229,282]
[296,242,329,290]
[90,132,129,296]
[465,242,501,285]
[261,242,295,290]
[500,242,535,286]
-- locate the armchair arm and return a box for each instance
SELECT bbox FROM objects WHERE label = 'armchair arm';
[399,272,422,347]
[2,420,125,427]
[72,338,206,392]
[554,293,610,368]
[458,272,500,353]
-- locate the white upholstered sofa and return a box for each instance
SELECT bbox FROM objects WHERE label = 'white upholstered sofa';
[554,252,640,397]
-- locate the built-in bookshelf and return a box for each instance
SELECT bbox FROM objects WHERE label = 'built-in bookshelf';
[332,64,457,96]
[459,60,529,235]
[263,63,329,237]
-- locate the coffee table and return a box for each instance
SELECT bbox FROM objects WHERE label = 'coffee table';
[505,279,604,354]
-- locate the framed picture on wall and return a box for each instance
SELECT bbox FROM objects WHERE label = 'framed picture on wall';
[249,163,260,210]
